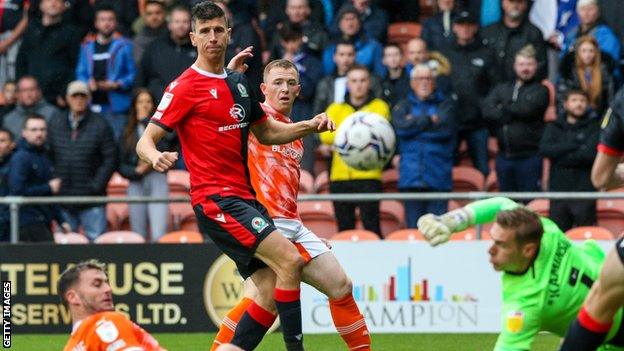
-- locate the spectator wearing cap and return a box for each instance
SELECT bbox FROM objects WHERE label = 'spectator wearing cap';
[332,0,389,43]
[132,0,168,64]
[137,5,196,102]
[483,45,549,193]
[322,5,384,77]
[0,127,14,242]
[0,0,28,89]
[439,11,498,177]
[481,0,549,82]
[16,0,81,108]
[561,0,621,67]
[9,114,70,242]
[75,4,136,141]
[422,0,459,51]
[47,81,117,241]
[2,76,58,140]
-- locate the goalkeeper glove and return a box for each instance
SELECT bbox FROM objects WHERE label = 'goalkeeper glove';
[417,207,474,246]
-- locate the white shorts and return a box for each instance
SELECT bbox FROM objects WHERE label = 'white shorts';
[273,217,330,263]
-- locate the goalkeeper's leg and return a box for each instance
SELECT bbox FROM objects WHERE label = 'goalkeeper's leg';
[560,240,624,350]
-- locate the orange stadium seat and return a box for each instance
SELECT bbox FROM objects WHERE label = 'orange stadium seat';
[385,229,425,241]
[107,172,129,196]
[379,200,405,236]
[314,171,330,194]
[526,199,550,217]
[299,200,337,239]
[106,202,129,231]
[331,229,380,241]
[382,168,399,193]
[488,137,499,159]
[388,22,421,45]
[167,169,190,195]
[169,202,196,231]
[452,166,485,192]
[566,226,615,240]
[158,230,203,243]
[54,232,89,244]
[95,231,145,244]
[299,169,314,194]
[597,199,624,235]
[450,228,478,241]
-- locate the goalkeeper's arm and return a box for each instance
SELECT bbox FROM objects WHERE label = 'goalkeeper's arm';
[418,197,520,246]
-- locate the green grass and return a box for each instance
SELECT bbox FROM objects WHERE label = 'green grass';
[12,332,561,350]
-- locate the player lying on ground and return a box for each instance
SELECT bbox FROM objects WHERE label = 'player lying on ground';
[558,88,624,351]
[417,197,624,351]
[210,60,371,351]
[136,3,334,350]
[59,259,165,351]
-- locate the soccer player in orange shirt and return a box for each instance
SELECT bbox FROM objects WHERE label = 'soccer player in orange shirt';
[211,59,372,351]
[60,260,165,351]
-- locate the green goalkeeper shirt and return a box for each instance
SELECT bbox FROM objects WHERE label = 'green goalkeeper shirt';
[465,197,623,351]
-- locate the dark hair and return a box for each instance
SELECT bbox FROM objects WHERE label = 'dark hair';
[278,22,303,42]
[384,42,403,54]
[346,63,370,76]
[0,127,13,141]
[94,3,117,18]
[191,1,227,31]
[57,259,107,308]
[564,89,589,101]
[263,59,299,82]
[495,207,543,246]
[123,88,155,151]
[145,0,166,10]
[335,39,355,52]
[22,114,45,130]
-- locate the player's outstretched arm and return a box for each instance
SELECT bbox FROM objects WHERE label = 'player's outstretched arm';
[251,112,335,145]
[591,152,624,190]
[136,123,178,173]
[418,197,520,246]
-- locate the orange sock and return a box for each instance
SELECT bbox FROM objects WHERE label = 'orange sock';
[210,297,254,351]
[329,294,371,351]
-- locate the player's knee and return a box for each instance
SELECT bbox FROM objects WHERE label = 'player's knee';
[278,253,304,283]
[328,275,353,299]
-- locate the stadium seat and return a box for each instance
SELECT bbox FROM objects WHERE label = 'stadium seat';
[331,229,380,241]
[299,200,336,239]
[299,169,314,194]
[385,229,425,241]
[167,169,190,195]
[158,230,203,243]
[452,166,485,192]
[54,232,89,244]
[597,199,624,235]
[356,200,406,237]
[566,226,615,240]
[387,22,421,45]
[485,171,499,192]
[106,202,130,231]
[488,137,499,159]
[526,199,550,217]
[314,171,330,194]
[107,172,129,196]
[450,228,478,241]
[542,79,557,122]
[95,231,146,244]
[382,168,399,193]
[169,202,196,231]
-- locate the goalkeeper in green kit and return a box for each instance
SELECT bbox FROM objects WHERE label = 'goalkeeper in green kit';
[417,197,624,350]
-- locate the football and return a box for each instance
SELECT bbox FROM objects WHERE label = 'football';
[333,111,396,171]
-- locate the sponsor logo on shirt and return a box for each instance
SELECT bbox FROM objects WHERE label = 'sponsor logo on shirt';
[229,104,246,122]
[506,311,524,333]
[251,217,269,233]
[218,122,249,132]
[271,145,303,162]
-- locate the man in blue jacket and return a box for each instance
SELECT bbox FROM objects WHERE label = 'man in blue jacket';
[9,114,69,242]
[76,4,135,140]
[392,63,457,228]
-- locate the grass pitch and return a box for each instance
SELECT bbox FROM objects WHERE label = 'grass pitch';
[12,332,560,350]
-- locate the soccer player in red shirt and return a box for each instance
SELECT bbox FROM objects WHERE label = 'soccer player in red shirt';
[136,2,334,350]
[60,260,165,351]
[210,60,372,351]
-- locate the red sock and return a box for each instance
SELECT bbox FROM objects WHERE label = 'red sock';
[329,294,371,351]
[210,297,254,351]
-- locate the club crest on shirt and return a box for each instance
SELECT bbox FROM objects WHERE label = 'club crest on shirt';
[229,104,246,122]
[95,318,119,343]
[251,217,269,233]
[237,83,248,97]
[506,311,524,333]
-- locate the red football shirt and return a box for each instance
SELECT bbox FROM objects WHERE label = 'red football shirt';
[151,65,267,205]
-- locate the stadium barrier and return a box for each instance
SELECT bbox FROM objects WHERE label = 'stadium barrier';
[3,192,624,243]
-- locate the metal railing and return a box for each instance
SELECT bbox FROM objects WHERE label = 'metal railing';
[3,191,624,243]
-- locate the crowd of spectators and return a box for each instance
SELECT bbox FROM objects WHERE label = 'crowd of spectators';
[0,0,623,242]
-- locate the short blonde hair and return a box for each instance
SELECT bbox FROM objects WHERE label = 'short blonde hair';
[263,59,299,82]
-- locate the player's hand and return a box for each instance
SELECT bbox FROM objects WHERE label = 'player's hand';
[151,151,178,173]
[417,214,453,246]
[227,46,253,73]
[308,113,335,133]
